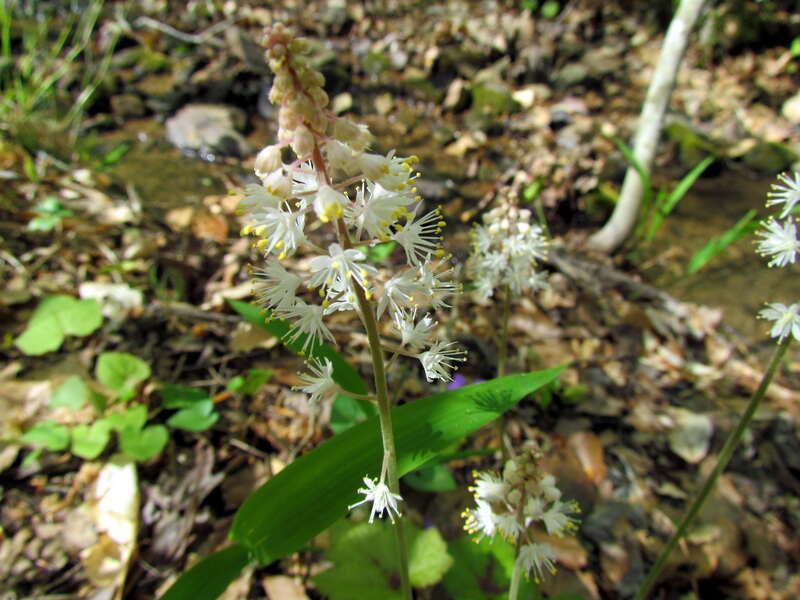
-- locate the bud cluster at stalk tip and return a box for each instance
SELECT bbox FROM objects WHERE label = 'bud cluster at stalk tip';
[239,25,465,403]
[755,171,800,342]
[462,445,579,582]
[466,199,549,304]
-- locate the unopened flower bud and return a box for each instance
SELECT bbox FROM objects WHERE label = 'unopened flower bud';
[255,145,283,179]
[291,124,315,158]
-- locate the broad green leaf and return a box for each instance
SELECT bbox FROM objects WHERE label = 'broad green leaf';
[232,368,564,564]
[227,299,368,396]
[330,393,377,434]
[159,544,250,600]
[443,536,541,600]
[96,352,151,401]
[15,295,102,355]
[21,420,71,451]
[71,421,111,459]
[160,384,210,409]
[313,519,452,600]
[167,399,219,432]
[50,375,88,410]
[103,404,148,432]
[355,241,397,263]
[119,424,168,461]
[409,526,453,587]
[403,462,457,492]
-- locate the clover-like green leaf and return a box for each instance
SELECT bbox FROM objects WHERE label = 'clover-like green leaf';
[15,295,102,355]
[119,424,168,461]
[103,404,148,432]
[96,352,151,401]
[71,420,112,459]
[21,420,71,451]
[167,399,219,432]
[49,375,89,410]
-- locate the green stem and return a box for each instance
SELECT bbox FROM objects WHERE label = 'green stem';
[634,338,790,600]
[508,480,527,600]
[338,216,411,600]
[495,285,512,460]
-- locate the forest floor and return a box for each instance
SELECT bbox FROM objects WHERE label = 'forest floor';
[2,1,800,599]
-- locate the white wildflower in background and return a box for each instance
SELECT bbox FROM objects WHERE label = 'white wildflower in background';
[758,303,800,342]
[766,171,800,218]
[756,171,800,343]
[466,201,549,303]
[461,445,580,583]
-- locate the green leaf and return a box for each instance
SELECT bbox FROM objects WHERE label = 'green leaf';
[232,368,564,564]
[119,424,168,461]
[355,241,397,263]
[96,352,151,401]
[330,393,377,434]
[50,375,88,410]
[647,155,714,242]
[227,299,368,396]
[159,544,250,600]
[687,209,759,274]
[103,404,148,432]
[228,368,273,395]
[443,536,541,600]
[167,399,219,432]
[408,525,453,587]
[160,384,210,409]
[71,420,111,459]
[21,420,71,451]
[313,519,452,599]
[403,462,457,492]
[15,295,103,355]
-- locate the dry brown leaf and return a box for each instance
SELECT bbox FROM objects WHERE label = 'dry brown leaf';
[568,432,607,485]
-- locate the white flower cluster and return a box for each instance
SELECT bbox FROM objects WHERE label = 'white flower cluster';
[466,202,549,303]
[242,25,463,403]
[755,171,800,342]
[462,448,579,582]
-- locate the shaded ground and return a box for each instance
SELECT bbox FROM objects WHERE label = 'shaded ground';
[2,1,800,599]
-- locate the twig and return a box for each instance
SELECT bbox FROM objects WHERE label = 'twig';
[133,16,231,48]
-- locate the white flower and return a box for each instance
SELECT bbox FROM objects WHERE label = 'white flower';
[755,218,800,267]
[759,302,800,341]
[542,500,579,536]
[346,180,416,240]
[416,259,460,310]
[295,358,337,404]
[392,207,444,266]
[252,260,302,311]
[536,474,562,503]
[462,499,498,538]
[308,243,376,296]
[313,184,348,223]
[240,183,283,214]
[767,171,800,218]
[325,139,361,176]
[417,341,465,382]
[281,300,336,354]
[377,269,429,318]
[348,477,403,523]
[359,150,417,191]
[250,204,307,259]
[496,512,523,540]
[517,542,557,582]
[392,309,435,352]
[291,162,318,198]
[470,471,508,503]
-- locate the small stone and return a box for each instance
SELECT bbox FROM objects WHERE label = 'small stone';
[781,92,800,124]
[165,104,250,160]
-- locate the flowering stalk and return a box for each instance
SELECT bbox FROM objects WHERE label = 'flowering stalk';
[636,171,800,598]
[634,338,789,599]
[243,25,464,599]
[466,200,549,457]
[461,443,579,599]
